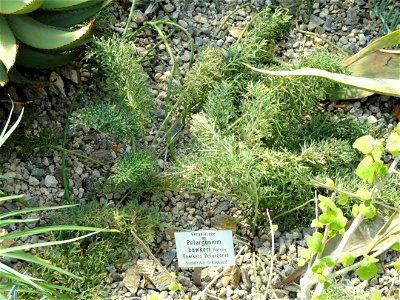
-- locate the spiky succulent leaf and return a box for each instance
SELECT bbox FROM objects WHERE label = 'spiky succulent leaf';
[0,0,44,14]
[16,44,80,68]
[40,0,105,10]
[30,1,105,28]
[0,15,17,70]
[5,14,93,50]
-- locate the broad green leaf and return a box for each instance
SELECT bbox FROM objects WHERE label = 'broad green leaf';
[40,0,105,10]
[0,0,44,14]
[353,135,376,154]
[356,187,371,201]
[5,15,93,50]
[306,231,323,253]
[327,84,373,100]
[346,50,400,80]
[319,213,335,225]
[386,132,400,154]
[31,1,107,28]
[356,263,378,280]
[371,145,384,161]
[341,253,355,267]
[392,241,400,251]
[372,161,388,181]
[338,194,348,205]
[311,218,323,228]
[168,281,180,292]
[16,44,80,68]
[371,290,381,300]
[342,30,400,68]
[330,215,347,231]
[0,16,17,71]
[300,248,312,260]
[352,204,360,217]
[356,155,375,183]
[243,63,400,97]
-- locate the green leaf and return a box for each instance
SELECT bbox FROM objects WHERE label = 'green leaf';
[319,213,335,225]
[341,252,355,267]
[0,16,17,71]
[168,281,180,292]
[330,215,347,231]
[338,194,348,205]
[356,263,378,280]
[325,178,334,187]
[397,125,400,135]
[372,161,388,180]
[306,232,323,253]
[243,63,400,97]
[394,258,400,270]
[321,256,335,268]
[360,204,376,219]
[371,145,384,161]
[342,30,400,68]
[0,0,44,14]
[300,248,312,260]
[371,290,381,300]
[392,241,400,251]
[356,187,371,201]
[353,135,376,154]
[5,14,93,50]
[356,155,375,183]
[40,0,105,10]
[386,132,400,155]
[352,204,360,217]
[0,62,8,87]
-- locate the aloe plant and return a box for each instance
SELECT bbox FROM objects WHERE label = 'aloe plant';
[244,29,400,99]
[0,0,112,87]
[0,104,118,299]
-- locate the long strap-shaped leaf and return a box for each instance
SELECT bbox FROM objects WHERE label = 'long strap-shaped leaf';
[40,0,105,10]
[0,0,44,14]
[5,14,92,50]
[0,204,78,220]
[243,63,400,97]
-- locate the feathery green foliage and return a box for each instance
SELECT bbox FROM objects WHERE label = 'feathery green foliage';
[74,35,153,140]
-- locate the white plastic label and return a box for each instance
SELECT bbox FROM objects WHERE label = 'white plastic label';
[174,230,235,268]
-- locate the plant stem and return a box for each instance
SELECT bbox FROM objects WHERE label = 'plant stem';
[123,0,136,38]
[262,209,275,300]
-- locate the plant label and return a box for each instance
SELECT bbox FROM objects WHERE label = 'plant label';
[174,230,235,268]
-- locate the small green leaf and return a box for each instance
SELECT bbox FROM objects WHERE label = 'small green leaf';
[356,263,378,280]
[341,253,355,267]
[371,145,384,161]
[371,290,381,300]
[321,256,335,268]
[338,194,348,205]
[325,178,334,187]
[386,132,400,155]
[392,241,400,251]
[352,204,360,217]
[298,257,306,266]
[313,294,328,300]
[372,161,388,180]
[360,204,376,219]
[353,135,376,154]
[394,258,400,270]
[317,274,326,283]
[311,219,323,228]
[300,248,312,260]
[356,155,375,183]
[319,213,335,225]
[356,187,371,201]
[330,215,347,231]
[168,281,180,292]
[307,232,323,253]
[397,125,400,135]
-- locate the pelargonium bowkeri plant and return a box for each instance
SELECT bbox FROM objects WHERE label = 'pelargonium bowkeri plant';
[298,125,400,299]
[0,103,117,299]
[0,0,112,87]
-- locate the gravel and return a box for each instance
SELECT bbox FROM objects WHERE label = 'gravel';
[1,0,399,299]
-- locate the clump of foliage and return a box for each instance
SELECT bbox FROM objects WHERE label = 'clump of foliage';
[299,125,400,299]
[74,35,154,141]
[165,8,384,228]
[25,200,161,300]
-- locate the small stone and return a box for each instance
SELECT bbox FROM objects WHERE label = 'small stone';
[28,176,40,186]
[221,266,241,288]
[367,115,378,124]
[308,15,325,31]
[150,271,173,291]
[44,175,58,188]
[137,260,156,277]
[90,150,114,163]
[123,266,140,294]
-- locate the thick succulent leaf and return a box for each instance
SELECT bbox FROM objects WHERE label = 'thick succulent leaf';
[7,67,48,86]
[30,1,104,28]
[327,84,374,100]
[5,14,93,50]
[0,62,8,87]
[0,16,17,71]
[347,50,400,79]
[0,0,44,14]
[16,44,80,68]
[342,29,400,68]
[40,0,105,10]
[243,63,400,97]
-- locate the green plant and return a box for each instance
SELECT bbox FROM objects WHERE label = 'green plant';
[0,0,111,87]
[244,29,400,99]
[26,200,161,299]
[298,125,400,299]
[370,0,400,35]
[0,103,115,299]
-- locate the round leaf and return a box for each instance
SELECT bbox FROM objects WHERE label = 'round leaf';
[306,232,323,253]
[356,187,371,201]
[386,132,400,155]
[392,241,400,251]
[338,194,348,206]
[353,135,376,154]
[394,258,400,270]
[356,263,378,280]
[341,253,355,267]
[356,155,375,183]
[321,256,335,268]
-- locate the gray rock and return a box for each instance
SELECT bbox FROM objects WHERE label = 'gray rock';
[28,176,40,186]
[367,115,378,124]
[308,15,325,31]
[44,175,58,188]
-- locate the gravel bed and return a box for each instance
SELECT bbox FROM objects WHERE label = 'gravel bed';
[0,0,399,299]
